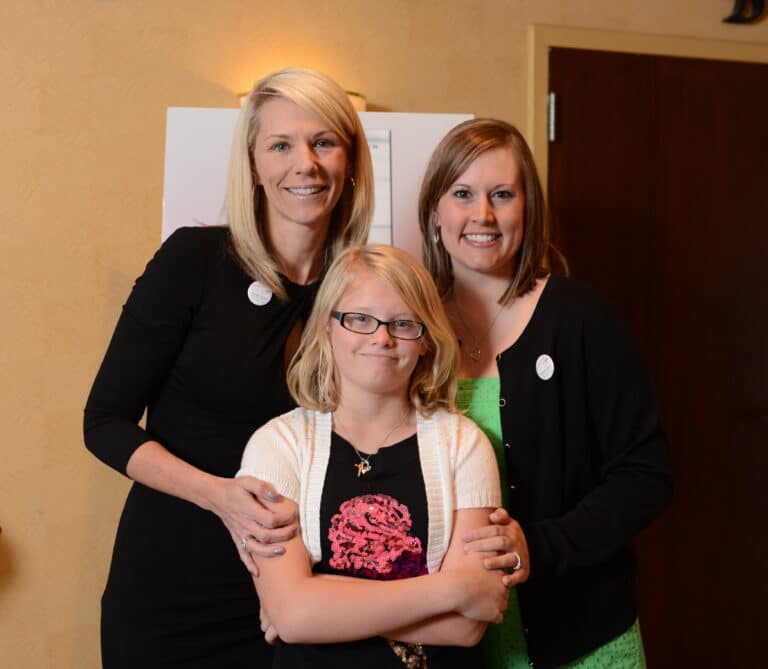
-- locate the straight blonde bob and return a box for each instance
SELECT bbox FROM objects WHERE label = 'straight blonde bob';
[418,118,566,303]
[287,244,460,415]
[226,67,374,300]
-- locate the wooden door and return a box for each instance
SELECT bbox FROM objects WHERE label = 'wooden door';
[549,48,768,668]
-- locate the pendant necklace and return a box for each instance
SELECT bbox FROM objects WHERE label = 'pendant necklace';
[334,409,409,477]
[453,299,506,364]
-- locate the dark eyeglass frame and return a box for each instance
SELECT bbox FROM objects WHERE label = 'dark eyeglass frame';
[330,311,426,340]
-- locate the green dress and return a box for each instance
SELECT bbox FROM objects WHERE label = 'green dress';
[456,378,647,669]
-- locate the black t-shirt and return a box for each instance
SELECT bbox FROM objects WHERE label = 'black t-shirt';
[273,432,480,668]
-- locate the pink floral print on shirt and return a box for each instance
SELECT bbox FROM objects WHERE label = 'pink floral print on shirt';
[328,493,427,579]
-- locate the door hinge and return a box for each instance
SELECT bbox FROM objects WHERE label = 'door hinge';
[547,92,557,142]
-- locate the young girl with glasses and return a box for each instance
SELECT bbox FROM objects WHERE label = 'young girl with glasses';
[237,244,508,668]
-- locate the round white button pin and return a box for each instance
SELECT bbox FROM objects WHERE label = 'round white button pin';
[535,354,554,381]
[247,281,272,306]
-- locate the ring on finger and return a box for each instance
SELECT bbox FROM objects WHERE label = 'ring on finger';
[240,536,248,550]
[511,551,522,572]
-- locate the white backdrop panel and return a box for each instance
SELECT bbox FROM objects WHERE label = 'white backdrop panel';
[162,108,472,260]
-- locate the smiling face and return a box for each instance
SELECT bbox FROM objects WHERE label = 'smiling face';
[434,145,525,282]
[252,97,350,238]
[328,269,425,402]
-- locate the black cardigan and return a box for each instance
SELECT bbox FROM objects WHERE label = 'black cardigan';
[497,276,673,667]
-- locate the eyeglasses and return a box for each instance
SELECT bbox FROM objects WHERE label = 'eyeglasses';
[330,311,426,340]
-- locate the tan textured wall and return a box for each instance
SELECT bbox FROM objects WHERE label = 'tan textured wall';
[2,1,765,666]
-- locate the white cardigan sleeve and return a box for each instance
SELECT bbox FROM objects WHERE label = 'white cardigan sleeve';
[452,414,502,510]
[236,410,303,503]
[419,410,502,573]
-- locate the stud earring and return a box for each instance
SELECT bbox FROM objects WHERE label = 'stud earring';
[432,228,440,244]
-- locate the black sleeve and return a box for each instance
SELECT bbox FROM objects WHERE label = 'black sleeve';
[83,227,219,475]
[526,297,674,578]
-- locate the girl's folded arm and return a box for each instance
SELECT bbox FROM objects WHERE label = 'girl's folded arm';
[252,498,465,644]
[382,507,502,646]
[253,500,504,645]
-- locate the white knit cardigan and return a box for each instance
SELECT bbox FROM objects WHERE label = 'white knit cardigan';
[237,407,501,574]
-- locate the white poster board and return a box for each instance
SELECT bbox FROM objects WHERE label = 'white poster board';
[162,109,472,259]
[363,128,392,245]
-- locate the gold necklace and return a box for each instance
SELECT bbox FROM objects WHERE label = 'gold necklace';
[333,409,410,477]
[452,300,505,364]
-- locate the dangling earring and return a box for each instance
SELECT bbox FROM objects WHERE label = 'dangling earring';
[432,226,440,245]
[348,176,356,188]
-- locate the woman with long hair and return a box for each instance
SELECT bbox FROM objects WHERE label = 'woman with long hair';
[418,118,673,668]
[84,67,374,668]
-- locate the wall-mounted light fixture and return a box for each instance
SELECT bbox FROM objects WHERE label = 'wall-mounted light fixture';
[345,91,367,111]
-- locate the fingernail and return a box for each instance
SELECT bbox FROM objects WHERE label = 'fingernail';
[292,527,299,536]
[272,547,284,555]
[267,491,280,502]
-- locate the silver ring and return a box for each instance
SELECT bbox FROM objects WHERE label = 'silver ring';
[511,551,522,572]
[240,536,248,550]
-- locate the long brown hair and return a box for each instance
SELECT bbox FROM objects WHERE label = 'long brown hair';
[418,118,566,303]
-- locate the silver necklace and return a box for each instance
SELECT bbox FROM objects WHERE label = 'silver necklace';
[452,300,505,364]
[333,409,409,477]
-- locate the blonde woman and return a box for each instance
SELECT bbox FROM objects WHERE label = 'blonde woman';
[238,245,506,668]
[419,118,673,669]
[84,68,374,668]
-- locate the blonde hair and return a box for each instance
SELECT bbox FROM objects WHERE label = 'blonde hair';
[225,67,374,300]
[418,118,567,303]
[287,244,459,415]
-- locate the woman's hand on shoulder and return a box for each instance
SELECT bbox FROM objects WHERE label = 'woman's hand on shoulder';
[211,476,299,575]
[463,507,530,586]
